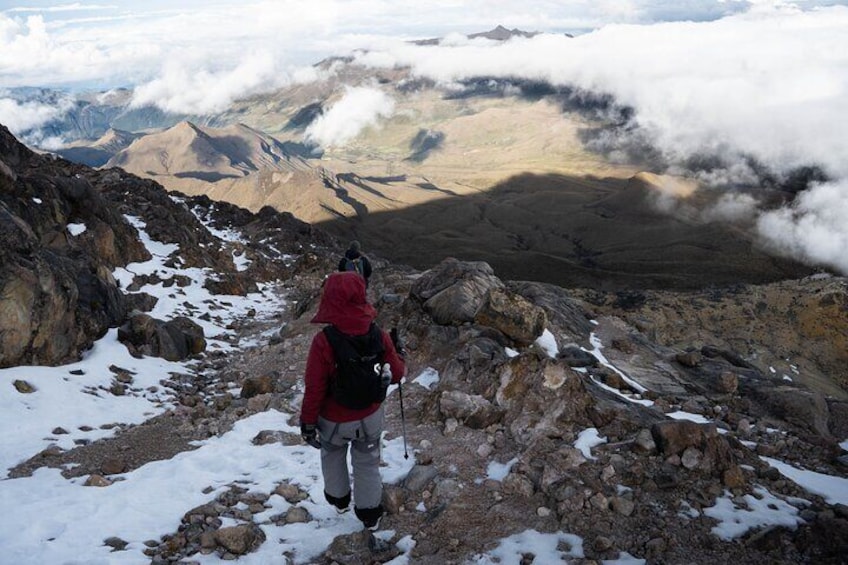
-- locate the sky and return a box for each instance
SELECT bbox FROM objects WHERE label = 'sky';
[0,194,847,563]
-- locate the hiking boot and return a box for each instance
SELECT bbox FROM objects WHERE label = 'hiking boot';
[355,504,384,530]
[325,490,351,514]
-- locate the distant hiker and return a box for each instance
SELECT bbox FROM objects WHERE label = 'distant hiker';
[338,240,372,286]
[300,272,405,530]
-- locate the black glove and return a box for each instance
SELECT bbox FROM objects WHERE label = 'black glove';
[301,422,321,449]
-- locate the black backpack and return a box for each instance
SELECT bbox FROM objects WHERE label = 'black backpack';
[343,257,364,276]
[323,323,387,409]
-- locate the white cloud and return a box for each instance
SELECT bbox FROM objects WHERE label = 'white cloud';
[356,6,848,180]
[304,86,395,149]
[701,192,760,223]
[756,180,848,273]
[0,97,68,133]
[129,51,286,114]
[5,3,117,13]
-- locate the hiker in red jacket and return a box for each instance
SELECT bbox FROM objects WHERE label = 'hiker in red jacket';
[300,272,405,529]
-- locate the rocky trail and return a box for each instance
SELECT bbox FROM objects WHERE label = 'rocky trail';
[10,256,847,564]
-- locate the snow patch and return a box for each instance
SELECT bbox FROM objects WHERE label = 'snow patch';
[470,529,584,564]
[486,457,518,481]
[761,457,848,506]
[413,367,440,390]
[534,329,559,357]
[575,428,607,460]
[67,222,86,236]
[703,487,804,540]
[667,411,711,424]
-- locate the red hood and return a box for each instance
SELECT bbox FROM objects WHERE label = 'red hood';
[311,272,376,335]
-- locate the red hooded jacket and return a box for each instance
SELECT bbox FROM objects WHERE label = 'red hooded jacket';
[300,272,405,425]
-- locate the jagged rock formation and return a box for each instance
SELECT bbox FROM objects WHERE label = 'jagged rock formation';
[0,123,335,367]
[0,124,141,366]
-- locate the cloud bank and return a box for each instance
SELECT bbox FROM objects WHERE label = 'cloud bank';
[0,97,64,133]
[129,52,291,115]
[304,86,395,149]
[349,5,848,274]
[757,180,848,274]
[357,6,848,180]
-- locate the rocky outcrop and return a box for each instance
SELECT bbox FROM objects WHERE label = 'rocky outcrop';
[118,314,206,361]
[474,287,546,345]
[1,123,325,367]
[0,125,139,367]
[410,258,503,324]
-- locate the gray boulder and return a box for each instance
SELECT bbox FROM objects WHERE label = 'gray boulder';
[474,287,547,345]
[439,390,505,429]
[410,258,503,325]
[118,313,206,361]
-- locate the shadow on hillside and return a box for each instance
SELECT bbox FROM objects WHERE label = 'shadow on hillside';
[314,172,813,291]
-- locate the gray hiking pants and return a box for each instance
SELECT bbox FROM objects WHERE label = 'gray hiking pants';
[317,406,384,510]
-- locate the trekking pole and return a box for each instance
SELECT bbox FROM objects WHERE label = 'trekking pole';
[390,328,409,460]
[397,381,409,460]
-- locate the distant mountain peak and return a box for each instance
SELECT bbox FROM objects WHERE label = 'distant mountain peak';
[469,25,538,41]
[412,25,539,46]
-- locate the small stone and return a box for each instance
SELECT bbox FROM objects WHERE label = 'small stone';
[676,351,702,368]
[84,474,112,487]
[589,492,609,511]
[383,485,406,514]
[52,427,69,435]
[404,465,439,492]
[419,439,433,450]
[633,429,656,454]
[645,537,667,557]
[416,450,434,465]
[593,536,613,552]
[536,507,552,517]
[240,375,274,399]
[101,458,127,475]
[433,478,462,503]
[717,371,739,394]
[104,537,128,551]
[285,506,310,524]
[274,483,303,503]
[723,465,746,489]
[215,525,265,555]
[247,393,272,412]
[681,447,702,470]
[13,380,36,393]
[502,473,535,498]
[199,531,217,550]
[610,496,635,517]
[476,443,493,458]
[444,418,459,435]
[601,465,616,482]
[737,418,752,435]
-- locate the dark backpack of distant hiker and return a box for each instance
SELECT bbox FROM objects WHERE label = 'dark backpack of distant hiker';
[323,323,387,409]
[343,256,364,277]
